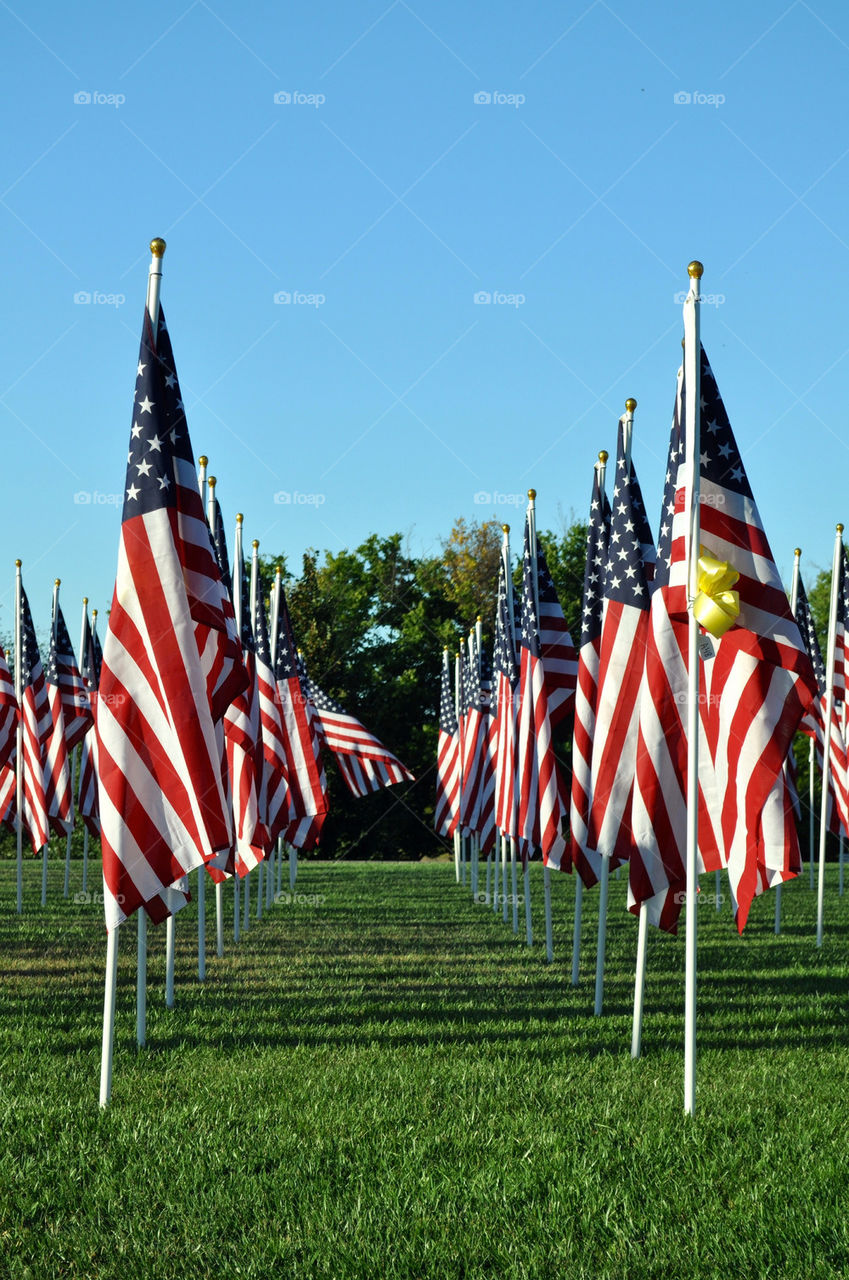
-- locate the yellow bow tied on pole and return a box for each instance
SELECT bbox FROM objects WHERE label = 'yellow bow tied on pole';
[692,548,740,638]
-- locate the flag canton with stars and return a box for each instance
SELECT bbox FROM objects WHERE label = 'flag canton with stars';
[440,658,458,734]
[122,306,193,522]
[211,499,232,600]
[304,676,347,718]
[579,472,611,648]
[655,373,683,589]
[520,521,541,659]
[20,588,42,688]
[493,557,518,688]
[477,645,493,712]
[44,626,61,688]
[604,424,653,611]
[253,595,272,665]
[273,592,299,681]
[795,577,825,695]
[239,561,255,653]
[84,626,103,691]
[699,347,754,501]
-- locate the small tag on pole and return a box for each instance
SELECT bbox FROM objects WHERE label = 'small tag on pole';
[698,634,715,662]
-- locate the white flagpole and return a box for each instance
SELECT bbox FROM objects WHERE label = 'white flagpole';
[82,609,99,895]
[14,561,23,914]
[817,524,844,948]
[500,523,513,925]
[595,405,635,1016]
[511,836,519,933]
[573,451,608,986]
[775,548,802,933]
[683,260,703,1118]
[165,915,175,1007]
[527,490,553,961]
[271,564,292,901]
[104,237,166,1102]
[454,652,462,883]
[809,736,816,888]
[99,925,119,1107]
[193,459,209,976]
[250,539,263,923]
[41,577,61,907]
[64,596,88,900]
[631,898,649,1059]
[137,910,147,1045]
[206,476,225,957]
[232,513,244,943]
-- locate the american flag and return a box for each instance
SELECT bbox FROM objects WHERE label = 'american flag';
[96,304,247,930]
[493,549,519,838]
[435,649,460,837]
[77,609,102,837]
[18,581,51,854]
[253,592,291,842]
[516,514,568,869]
[43,607,73,836]
[273,587,327,850]
[797,563,849,838]
[302,660,414,798]
[628,369,723,933]
[0,646,18,774]
[535,538,578,728]
[209,495,233,598]
[221,541,269,878]
[572,420,654,886]
[459,641,486,836]
[52,603,92,751]
[570,464,611,883]
[472,638,497,855]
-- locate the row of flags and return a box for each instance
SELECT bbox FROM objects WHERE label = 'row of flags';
[3,291,414,933]
[436,340,823,937]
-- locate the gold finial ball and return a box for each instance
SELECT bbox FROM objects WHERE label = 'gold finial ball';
[92,609,98,618]
[15,559,21,568]
[252,539,259,549]
[198,455,208,468]
[794,547,802,557]
[625,398,637,412]
[150,238,166,258]
[236,513,243,524]
[838,523,845,534]
[527,488,536,500]
[688,260,704,279]
[501,523,510,533]
[208,476,217,488]
[598,450,609,464]
[83,596,88,604]
[476,614,482,622]
[275,563,283,574]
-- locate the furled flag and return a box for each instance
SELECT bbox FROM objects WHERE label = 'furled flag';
[459,640,486,837]
[0,646,18,775]
[96,304,247,929]
[570,463,611,882]
[209,494,233,599]
[493,550,519,839]
[572,419,654,885]
[516,515,569,868]
[273,588,327,850]
[535,538,578,728]
[671,346,817,929]
[43,609,73,836]
[221,542,269,877]
[472,639,498,855]
[17,582,51,854]
[302,659,414,797]
[435,649,460,837]
[53,604,92,751]
[77,609,102,837]
[797,561,849,837]
[253,592,291,844]
[628,370,723,933]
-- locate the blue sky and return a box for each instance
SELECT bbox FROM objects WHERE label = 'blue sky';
[3,0,849,645]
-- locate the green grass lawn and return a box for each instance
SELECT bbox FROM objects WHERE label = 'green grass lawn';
[2,855,849,1279]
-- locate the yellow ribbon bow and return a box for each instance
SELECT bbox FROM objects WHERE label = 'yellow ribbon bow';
[692,548,740,638]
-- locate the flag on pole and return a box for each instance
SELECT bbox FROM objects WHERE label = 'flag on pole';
[535,540,578,728]
[493,551,519,838]
[797,563,849,837]
[435,649,461,837]
[77,609,102,837]
[0,647,18,774]
[253,593,292,842]
[53,604,92,751]
[570,464,611,881]
[96,305,247,929]
[516,513,568,868]
[272,588,327,850]
[43,608,73,836]
[302,660,414,797]
[571,419,654,885]
[18,582,51,854]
